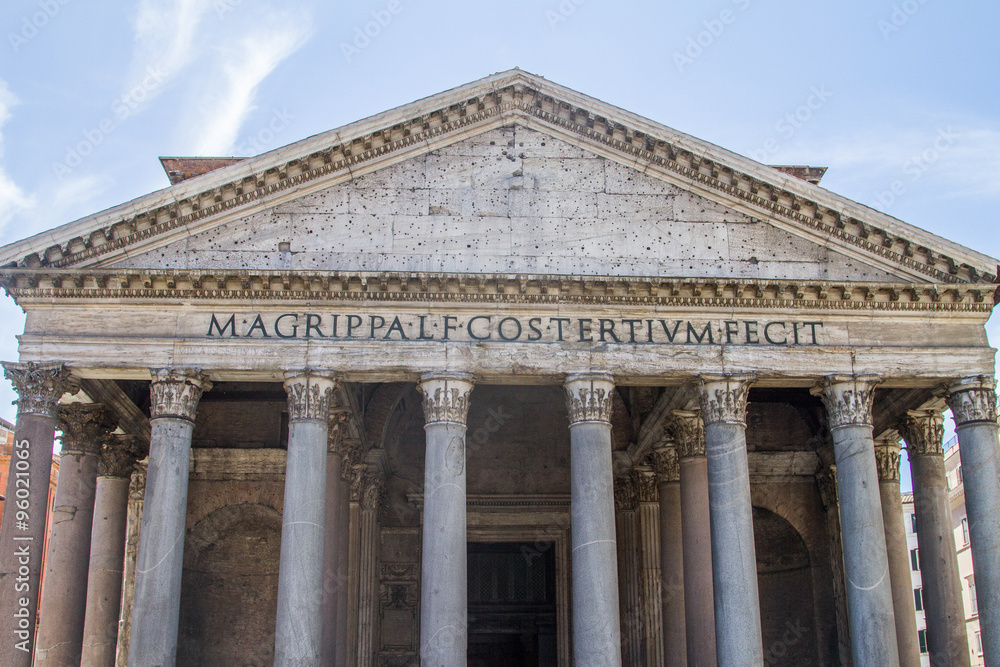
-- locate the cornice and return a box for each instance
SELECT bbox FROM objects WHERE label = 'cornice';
[0,269,994,313]
[2,75,995,286]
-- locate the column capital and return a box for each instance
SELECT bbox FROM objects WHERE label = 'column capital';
[873,437,902,482]
[100,433,142,478]
[945,375,998,426]
[361,471,386,513]
[418,371,475,425]
[57,403,115,456]
[614,475,637,512]
[650,445,679,484]
[283,370,337,422]
[328,408,351,454]
[670,410,706,458]
[2,361,72,418]
[340,439,363,480]
[564,372,615,425]
[898,410,945,457]
[812,374,881,429]
[698,373,756,426]
[631,467,658,503]
[150,368,211,421]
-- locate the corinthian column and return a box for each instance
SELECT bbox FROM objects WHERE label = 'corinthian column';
[82,434,141,667]
[322,410,351,667]
[698,373,763,667]
[633,467,664,667]
[899,411,970,666]
[873,437,921,667]
[564,372,622,666]
[129,368,210,667]
[274,370,337,666]
[614,475,642,666]
[813,374,898,666]
[671,409,716,667]
[418,371,474,666]
[36,403,115,667]
[651,444,686,667]
[0,362,70,667]
[945,376,1000,662]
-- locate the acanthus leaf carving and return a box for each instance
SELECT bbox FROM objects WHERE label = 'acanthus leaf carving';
[2,361,71,418]
[698,373,755,426]
[898,411,945,458]
[614,475,637,512]
[100,434,142,479]
[283,371,337,422]
[57,403,115,456]
[946,376,998,426]
[418,372,474,425]
[564,372,615,425]
[670,410,706,459]
[650,446,679,484]
[631,467,658,503]
[812,374,880,429]
[150,368,211,421]
[872,438,902,482]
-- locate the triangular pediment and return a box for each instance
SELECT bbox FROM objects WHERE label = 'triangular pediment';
[1,69,996,286]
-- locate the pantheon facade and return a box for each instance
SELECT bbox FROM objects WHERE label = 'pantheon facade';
[0,70,998,666]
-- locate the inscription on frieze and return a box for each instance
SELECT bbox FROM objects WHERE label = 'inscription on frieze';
[206,312,824,346]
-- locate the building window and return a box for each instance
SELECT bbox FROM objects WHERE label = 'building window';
[910,513,918,533]
[918,629,928,654]
[975,631,983,655]
[961,517,970,546]
[968,576,978,616]
[910,548,920,571]
[914,588,923,612]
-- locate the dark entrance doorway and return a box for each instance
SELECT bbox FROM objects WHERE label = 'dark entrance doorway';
[467,542,558,667]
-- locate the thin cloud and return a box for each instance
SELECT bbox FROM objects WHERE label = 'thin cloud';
[124,0,213,100]
[0,81,35,241]
[189,18,312,155]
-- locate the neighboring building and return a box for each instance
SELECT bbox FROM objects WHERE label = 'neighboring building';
[903,435,985,666]
[0,70,998,666]
[0,417,12,451]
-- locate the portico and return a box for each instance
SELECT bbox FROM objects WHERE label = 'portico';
[0,70,997,666]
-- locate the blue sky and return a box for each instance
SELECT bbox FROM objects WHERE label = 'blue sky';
[0,0,997,488]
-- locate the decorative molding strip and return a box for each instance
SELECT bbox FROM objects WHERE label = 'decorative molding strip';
[2,361,71,418]
[405,493,572,510]
[813,374,881,429]
[150,368,211,422]
[898,410,945,457]
[946,375,998,426]
[1,269,995,311]
[564,372,615,425]
[8,81,994,287]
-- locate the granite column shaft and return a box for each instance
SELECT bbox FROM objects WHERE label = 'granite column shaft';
[274,371,337,666]
[699,374,763,667]
[815,374,899,666]
[81,434,140,667]
[565,372,622,666]
[128,368,209,667]
[36,404,115,667]
[418,372,474,667]
[946,376,1000,662]
[0,362,70,667]
[874,438,922,667]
